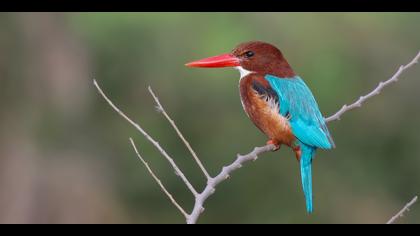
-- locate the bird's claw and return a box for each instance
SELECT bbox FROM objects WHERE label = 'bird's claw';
[266,140,280,151]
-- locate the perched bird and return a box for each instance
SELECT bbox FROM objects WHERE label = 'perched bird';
[185,41,335,213]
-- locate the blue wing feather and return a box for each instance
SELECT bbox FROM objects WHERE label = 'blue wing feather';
[265,74,334,213]
[264,75,334,149]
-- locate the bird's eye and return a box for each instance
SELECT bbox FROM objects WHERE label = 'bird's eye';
[245,51,255,58]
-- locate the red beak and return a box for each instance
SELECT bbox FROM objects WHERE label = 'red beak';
[185,53,240,68]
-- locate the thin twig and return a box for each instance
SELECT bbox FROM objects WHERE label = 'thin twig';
[148,86,211,180]
[387,196,418,224]
[93,80,198,196]
[325,51,420,123]
[129,138,189,218]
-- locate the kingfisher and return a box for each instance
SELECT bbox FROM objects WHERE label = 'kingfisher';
[185,41,335,213]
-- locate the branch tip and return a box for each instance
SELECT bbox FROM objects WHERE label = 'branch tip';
[387,195,418,224]
[325,52,419,123]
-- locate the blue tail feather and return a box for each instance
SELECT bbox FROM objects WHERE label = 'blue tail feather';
[300,143,316,213]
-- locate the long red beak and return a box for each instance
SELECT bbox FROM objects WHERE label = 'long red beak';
[185,53,240,68]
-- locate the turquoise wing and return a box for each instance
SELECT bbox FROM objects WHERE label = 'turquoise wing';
[265,75,334,149]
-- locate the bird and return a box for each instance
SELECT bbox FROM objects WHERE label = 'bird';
[185,41,335,213]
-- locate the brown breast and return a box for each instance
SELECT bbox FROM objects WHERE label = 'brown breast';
[239,73,295,146]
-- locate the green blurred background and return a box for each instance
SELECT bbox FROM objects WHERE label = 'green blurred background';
[0,12,419,224]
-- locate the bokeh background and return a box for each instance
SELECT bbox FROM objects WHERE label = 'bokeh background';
[0,12,419,224]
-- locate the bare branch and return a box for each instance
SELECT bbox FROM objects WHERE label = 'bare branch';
[148,86,211,180]
[187,144,275,224]
[387,196,418,224]
[129,138,189,218]
[93,80,198,196]
[95,50,420,224]
[325,51,420,123]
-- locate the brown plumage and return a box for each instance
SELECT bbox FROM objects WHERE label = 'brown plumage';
[239,73,296,149]
[231,41,296,78]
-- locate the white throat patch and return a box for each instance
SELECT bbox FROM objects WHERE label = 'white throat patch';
[235,66,253,79]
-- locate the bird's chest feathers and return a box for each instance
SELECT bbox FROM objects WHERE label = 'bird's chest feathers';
[239,74,294,145]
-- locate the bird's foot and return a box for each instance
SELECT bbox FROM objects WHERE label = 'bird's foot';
[293,146,301,162]
[266,140,280,151]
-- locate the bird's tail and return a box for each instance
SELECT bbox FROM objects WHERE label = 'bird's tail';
[299,143,316,213]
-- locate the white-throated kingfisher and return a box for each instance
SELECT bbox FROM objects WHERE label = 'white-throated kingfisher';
[185,41,335,213]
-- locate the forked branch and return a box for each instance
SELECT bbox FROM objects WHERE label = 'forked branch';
[93,80,198,197]
[94,50,420,224]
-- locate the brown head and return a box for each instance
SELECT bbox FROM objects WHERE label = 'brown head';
[186,41,295,78]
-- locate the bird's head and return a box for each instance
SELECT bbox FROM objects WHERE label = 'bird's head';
[186,41,295,78]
